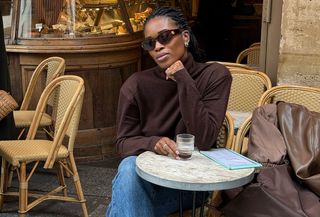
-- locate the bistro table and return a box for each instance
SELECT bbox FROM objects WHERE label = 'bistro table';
[136,150,255,217]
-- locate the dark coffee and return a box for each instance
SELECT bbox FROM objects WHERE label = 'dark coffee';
[178,152,192,159]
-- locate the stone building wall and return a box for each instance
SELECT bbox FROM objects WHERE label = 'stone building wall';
[278,0,320,87]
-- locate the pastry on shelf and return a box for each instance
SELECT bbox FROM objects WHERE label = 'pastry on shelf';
[57,11,69,25]
[134,7,152,21]
[100,23,114,30]
[75,22,91,32]
[129,17,144,32]
[52,23,67,32]
[117,24,127,34]
[40,25,50,34]
[84,15,95,26]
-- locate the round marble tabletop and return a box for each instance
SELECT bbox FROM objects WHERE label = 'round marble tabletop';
[136,151,255,191]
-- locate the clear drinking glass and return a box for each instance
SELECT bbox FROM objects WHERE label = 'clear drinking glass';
[176,134,195,160]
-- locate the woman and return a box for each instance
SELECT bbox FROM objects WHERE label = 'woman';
[107,6,232,217]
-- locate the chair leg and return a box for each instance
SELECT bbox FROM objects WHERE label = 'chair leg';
[63,159,71,178]
[68,154,88,217]
[0,158,9,209]
[18,162,27,217]
[57,163,68,197]
[6,165,15,188]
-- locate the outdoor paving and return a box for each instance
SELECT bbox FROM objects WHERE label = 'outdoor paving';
[0,158,121,217]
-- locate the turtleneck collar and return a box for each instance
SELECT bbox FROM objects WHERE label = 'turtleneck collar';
[155,52,202,79]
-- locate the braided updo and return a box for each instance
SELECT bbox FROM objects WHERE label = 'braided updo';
[145,6,204,62]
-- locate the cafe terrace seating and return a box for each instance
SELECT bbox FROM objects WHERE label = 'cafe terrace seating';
[234,85,320,155]
[13,56,65,139]
[0,75,88,217]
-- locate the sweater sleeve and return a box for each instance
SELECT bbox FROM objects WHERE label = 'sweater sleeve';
[174,64,232,150]
[115,85,161,157]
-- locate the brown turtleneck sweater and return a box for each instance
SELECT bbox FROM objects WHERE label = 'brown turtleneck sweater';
[116,54,232,157]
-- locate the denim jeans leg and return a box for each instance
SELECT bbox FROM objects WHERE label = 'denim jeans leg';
[106,156,155,217]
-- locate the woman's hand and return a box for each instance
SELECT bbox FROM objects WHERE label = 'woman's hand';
[154,137,180,160]
[165,60,184,81]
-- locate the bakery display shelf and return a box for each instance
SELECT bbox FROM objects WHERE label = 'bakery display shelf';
[81,3,119,9]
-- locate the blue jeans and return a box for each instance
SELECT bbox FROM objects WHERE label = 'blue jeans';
[106,156,209,217]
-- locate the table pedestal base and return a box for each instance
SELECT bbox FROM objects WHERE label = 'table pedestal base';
[179,191,206,217]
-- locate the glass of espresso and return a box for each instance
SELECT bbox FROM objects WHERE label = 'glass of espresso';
[176,134,194,160]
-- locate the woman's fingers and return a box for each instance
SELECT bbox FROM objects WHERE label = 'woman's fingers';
[155,137,179,159]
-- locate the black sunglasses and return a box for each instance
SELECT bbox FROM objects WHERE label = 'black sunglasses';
[141,29,181,51]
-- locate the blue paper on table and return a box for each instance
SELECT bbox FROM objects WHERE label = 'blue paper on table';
[200,148,262,170]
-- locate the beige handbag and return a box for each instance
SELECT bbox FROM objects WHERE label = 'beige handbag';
[0,90,18,120]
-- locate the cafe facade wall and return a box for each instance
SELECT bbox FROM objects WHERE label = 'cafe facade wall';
[277,0,320,87]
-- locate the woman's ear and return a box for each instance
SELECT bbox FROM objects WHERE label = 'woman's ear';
[182,30,190,47]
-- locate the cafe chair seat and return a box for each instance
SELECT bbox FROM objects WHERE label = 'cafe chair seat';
[13,111,52,128]
[0,140,68,167]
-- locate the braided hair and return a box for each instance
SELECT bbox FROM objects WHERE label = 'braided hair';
[144,6,204,62]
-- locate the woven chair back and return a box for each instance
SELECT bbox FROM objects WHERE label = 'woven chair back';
[26,75,84,168]
[258,85,320,112]
[207,61,253,70]
[20,56,65,110]
[228,68,272,112]
[249,42,260,47]
[236,46,260,68]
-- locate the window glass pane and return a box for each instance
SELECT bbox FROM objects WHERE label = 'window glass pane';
[17,0,134,39]
[124,0,155,32]
[1,0,13,39]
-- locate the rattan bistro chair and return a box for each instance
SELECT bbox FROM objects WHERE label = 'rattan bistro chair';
[206,62,270,110]
[0,75,88,217]
[234,85,320,154]
[13,56,65,139]
[227,68,271,151]
[236,46,260,69]
[249,42,260,47]
[228,68,272,113]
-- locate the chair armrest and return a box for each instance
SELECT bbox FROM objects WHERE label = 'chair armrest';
[234,115,252,155]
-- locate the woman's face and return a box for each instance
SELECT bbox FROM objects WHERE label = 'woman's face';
[144,16,189,69]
